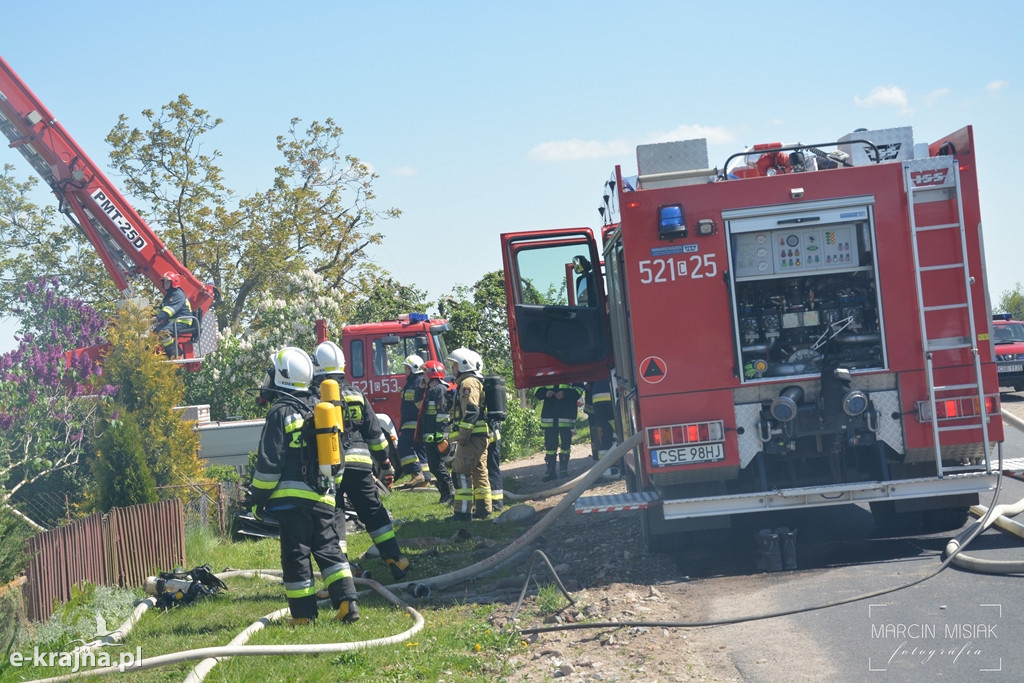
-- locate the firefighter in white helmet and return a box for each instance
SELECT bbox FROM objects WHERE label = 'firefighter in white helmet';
[446,347,491,520]
[312,341,412,581]
[396,354,431,489]
[245,346,359,625]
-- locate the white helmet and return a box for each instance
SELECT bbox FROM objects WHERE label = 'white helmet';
[271,346,314,392]
[447,347,483,377]
[313,340,345,376]
[404,354,424,374]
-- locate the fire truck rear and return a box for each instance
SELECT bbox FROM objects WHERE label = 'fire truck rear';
[501,125,1001,552]
[337,313,450,429]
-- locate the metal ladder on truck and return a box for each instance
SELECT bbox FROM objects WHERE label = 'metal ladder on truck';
[906,155,993,477]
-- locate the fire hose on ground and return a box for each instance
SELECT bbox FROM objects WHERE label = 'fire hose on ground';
[27,434,642,682]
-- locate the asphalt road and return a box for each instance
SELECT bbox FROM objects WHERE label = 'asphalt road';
[677,404,1024,682]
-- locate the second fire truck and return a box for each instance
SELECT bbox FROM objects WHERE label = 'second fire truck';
[502,125,1001,551]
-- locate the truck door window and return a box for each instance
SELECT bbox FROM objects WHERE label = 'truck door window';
[349,339,365,378]
[373,335,432,376]
[515,244,596,307]
[372,340,390,375]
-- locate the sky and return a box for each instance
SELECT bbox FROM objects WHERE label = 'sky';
[1,0,1022,353]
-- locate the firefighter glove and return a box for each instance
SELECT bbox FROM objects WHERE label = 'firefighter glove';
[380,465,395,488]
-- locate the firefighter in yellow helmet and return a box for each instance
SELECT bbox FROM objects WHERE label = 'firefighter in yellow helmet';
[245,347,359,625]
[446,347,491,521]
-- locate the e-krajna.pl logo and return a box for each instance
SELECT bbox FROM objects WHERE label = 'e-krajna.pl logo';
[9,646,143,674]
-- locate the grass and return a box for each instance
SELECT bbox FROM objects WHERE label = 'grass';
[4,484,556,682]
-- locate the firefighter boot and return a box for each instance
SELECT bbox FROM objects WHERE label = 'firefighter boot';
[473,500,491,520]
[754,529,782,572]
[287,617,314,627]
[386,556,412,581]
[334,598,360,624]
[438,480,456,505]
[777,527,798,570]
[400,472,426,489]
[542,457,558,482]
[559,452,570,478]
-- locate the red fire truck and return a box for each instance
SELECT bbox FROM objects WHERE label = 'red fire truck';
[0,56,218,364]
[502,126,1001,550]
[337,313,451,428]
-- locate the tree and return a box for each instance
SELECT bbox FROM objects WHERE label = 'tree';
[438,271,512,382]
[0,278,111,528]
[0,166,115,315]
[182,268,348,421]
[90,413,157,511]
[96,303,202,491]
[997,284,1024,320]
[105,104,399,332]
[349,277,430,324]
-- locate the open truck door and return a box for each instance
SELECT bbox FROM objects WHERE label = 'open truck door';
[501,228,612,388]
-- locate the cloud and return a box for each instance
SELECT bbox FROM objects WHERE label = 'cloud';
[391,165,418,176]
[986,80,1009,94]
[527,138,632,162]
[853,85,909,110]
[924,88,951,106]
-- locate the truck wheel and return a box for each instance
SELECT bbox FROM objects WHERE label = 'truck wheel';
[921,506,969,532]
[1014,382,1024,393]
[870,501,921,535]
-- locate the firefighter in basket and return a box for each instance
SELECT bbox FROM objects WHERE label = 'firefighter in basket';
[447,347,491,521]
[536,382,583,480]
[151,271,193,358]
[313,340,412,581]
[418,360,457,504]
[244,347,360,625]
[396,354,431,489]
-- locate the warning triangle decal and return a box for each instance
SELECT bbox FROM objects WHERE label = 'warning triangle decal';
[643,358,664,378]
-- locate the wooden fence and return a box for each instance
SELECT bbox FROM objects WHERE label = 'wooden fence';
[23,499,185,622]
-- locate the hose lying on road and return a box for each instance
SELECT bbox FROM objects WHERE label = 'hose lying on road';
[520,429,1021,635]
[943,412,1024,575]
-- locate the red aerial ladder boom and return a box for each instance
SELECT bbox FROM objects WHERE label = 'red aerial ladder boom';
[0,55,217,361]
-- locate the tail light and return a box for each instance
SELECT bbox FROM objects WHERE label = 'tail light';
[915,394,998,421]
[647,420,724,447]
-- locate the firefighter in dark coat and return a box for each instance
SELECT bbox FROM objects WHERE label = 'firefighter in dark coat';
[584,379,616,461]
[418,360,456,504]
[396,354,430,488]
[536,383,583,480]
[245,346,359,625]
[151,271,193,358]
[313,341,412,581]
